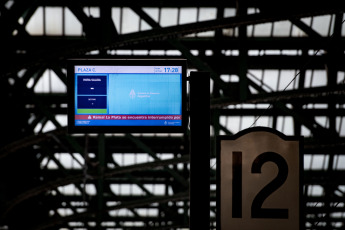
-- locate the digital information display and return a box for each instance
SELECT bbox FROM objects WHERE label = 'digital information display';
[68,59,187,133]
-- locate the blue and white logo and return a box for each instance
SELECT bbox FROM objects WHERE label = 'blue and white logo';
[129,89,136,99]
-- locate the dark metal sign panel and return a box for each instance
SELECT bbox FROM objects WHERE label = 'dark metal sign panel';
[217,127,303,230]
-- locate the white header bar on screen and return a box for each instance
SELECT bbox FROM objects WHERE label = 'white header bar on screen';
[75,66,182,74]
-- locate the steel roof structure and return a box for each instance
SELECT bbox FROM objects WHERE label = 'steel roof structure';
[1,1,345,229]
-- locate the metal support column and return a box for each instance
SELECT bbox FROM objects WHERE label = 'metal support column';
[189,71,210,230]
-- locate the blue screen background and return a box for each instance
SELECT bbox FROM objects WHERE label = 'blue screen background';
[108,73,182,115]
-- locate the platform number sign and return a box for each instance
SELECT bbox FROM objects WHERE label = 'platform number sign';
[217,127,302,230]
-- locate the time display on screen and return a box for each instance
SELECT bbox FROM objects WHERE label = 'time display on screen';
[154,66,181,73]
[164,67,179,73]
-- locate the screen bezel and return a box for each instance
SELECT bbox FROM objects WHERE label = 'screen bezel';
[67,58,188,133]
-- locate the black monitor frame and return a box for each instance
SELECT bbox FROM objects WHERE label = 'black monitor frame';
[67,58,188,133]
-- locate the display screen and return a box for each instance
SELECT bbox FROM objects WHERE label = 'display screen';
[67,59,187,133]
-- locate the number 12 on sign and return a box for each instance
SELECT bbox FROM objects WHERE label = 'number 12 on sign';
[217,127,302,230]
[232,151,289,219]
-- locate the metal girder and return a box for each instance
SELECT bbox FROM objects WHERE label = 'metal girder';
[0,1,38,37]
[211,86,345,108]
[29,191,189,230]
[8,37,345,51]
[129,6,228,90]
[2,4,345,77]
[125,133,189,190]
[1,154,190,219]
[1,1,345,229]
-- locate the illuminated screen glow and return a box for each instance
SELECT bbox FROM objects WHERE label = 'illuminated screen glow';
[68,59,187,133]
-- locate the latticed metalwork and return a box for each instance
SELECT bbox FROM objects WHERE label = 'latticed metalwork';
[0,1,345,229]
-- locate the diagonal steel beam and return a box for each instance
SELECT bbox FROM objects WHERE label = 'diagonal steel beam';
[28,191,189,230]
[0,0,38,37]
[125,133,189,189]
[4,6,344,77]
[1,154,190,220]
[131,6,228,89]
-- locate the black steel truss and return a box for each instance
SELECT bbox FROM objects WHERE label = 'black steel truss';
[1,1,345,229]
